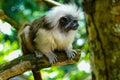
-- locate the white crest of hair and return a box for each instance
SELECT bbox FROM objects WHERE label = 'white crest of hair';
[45,4,80,27]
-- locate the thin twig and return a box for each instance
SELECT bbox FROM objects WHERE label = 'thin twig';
[0,10,20,31]
[43,0,61,6]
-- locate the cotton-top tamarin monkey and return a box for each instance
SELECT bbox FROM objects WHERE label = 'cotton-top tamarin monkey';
[18,4,80,80]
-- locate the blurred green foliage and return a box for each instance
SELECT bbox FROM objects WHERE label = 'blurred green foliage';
[0,0,91,80]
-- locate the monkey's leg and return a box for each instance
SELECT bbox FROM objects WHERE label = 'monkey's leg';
[44,51,57,64]
[34,38,58,64]
[35,50,57,64]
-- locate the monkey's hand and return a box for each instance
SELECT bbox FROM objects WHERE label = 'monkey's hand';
[65,49,77,59]
[44,52,58,64]
[35,51,57,64]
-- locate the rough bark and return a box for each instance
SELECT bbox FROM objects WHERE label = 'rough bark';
[83,0,120,80]
[0,50,81,80]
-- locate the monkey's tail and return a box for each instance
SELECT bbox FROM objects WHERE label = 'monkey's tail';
[32,70,42,80]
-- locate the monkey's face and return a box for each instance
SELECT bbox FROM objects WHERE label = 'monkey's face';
[59,15,79,31]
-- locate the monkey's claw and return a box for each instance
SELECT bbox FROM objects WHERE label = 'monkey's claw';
[45,52,58,64]
[66,49,77,59]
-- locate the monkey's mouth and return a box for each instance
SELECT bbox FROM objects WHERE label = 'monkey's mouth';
[65,21,79,30]
[72,23,79,30]
[66,23,79,30]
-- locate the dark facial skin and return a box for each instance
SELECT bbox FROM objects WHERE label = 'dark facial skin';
[59,15,79,31]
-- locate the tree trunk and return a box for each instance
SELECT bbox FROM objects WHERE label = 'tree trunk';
[82,0,120,80]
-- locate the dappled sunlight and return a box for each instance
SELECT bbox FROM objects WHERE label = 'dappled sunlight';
[0,20,12,35]
[77,61,91,73]
[4,49,21,61]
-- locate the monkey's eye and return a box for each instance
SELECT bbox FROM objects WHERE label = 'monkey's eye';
[60,17,68,23]
[60,17,69,26]
[73,20,78,23]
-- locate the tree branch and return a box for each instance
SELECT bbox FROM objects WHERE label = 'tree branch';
[36,0,61,6]
[0,10,20,31]
[43,0,61,6]
[0,50,81,80]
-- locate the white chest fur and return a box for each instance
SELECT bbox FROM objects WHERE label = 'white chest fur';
[34,28,76,51]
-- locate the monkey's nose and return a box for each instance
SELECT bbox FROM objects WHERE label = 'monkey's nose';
[73,23,79,30]
[73,23,79,27]
[73,20,79,27]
